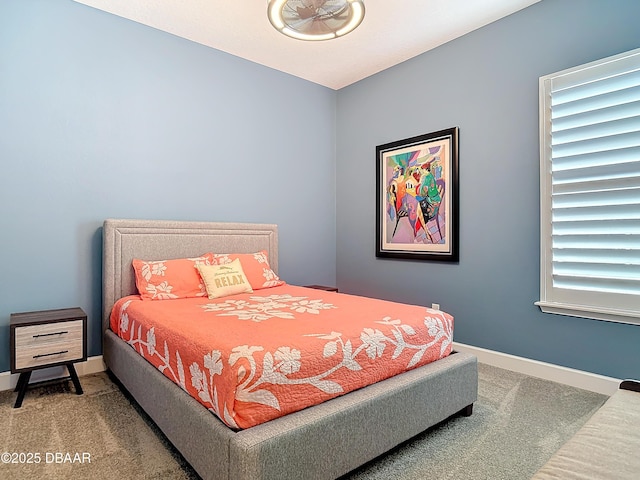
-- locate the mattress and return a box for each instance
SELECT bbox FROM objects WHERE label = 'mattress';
[110,284,454,429]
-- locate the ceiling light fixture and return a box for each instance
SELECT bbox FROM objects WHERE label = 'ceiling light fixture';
[268,0,365,41]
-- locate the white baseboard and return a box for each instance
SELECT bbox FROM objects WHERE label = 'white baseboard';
[0,356,106,392]
[1,348,621,396]
[454,342,620,396]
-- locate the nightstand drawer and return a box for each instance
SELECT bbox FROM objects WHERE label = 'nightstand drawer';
[14,343,84,370]
[14,320,84,370]
[14,319,84,348]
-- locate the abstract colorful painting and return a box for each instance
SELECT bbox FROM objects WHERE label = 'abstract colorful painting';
[376,128,459,261]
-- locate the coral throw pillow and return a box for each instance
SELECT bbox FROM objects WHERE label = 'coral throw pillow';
[210,251,285,290]
[196,259,253,299]
[132,255,212,300]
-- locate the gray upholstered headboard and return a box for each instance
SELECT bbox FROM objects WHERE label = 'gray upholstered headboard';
[102,219,279,332]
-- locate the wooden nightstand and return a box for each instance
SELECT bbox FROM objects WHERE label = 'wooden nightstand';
[304,285,339,292]
[10,307,87,408]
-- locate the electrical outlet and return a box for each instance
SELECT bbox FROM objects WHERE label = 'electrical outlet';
[431,303,440,311]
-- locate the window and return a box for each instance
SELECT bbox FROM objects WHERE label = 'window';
[537,48,640,325]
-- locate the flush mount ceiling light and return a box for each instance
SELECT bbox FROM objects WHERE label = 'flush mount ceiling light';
[268,0,365,41]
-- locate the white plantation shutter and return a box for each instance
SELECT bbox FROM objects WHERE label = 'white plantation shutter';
[537,48,640,325]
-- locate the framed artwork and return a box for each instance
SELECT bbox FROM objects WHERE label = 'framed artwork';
[376,127,459,261]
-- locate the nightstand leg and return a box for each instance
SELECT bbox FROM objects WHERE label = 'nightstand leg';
[67,363,83,395]
[14,371,32,408]
[14,372,27,392]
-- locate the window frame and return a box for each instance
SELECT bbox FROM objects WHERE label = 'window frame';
[536,48,640,326]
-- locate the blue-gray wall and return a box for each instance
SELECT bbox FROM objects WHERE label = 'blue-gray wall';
[336,0,640,379]
[0,0,336,373]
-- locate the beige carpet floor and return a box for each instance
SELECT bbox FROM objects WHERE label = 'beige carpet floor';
[0,364,607,480]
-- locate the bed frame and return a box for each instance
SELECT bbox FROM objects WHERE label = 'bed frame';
[102,218,478,480]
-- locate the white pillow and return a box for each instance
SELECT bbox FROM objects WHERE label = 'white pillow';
[196,258,253,299]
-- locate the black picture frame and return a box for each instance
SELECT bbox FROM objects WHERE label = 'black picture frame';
[376,127,459,262]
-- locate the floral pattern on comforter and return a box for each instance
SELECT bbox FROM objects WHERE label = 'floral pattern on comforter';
[110,285,453,429]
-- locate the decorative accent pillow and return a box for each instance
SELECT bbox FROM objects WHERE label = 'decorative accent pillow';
[132,255,212,300]
[196,259,253,299]
[210,251,285,290]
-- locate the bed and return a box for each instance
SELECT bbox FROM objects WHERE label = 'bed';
[102,218,478,480]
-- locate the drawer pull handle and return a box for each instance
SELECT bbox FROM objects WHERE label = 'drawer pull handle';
[33,331,68,338]
[33,350,68,359]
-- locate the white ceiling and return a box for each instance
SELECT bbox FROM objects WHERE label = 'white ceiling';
[74,0,540,90]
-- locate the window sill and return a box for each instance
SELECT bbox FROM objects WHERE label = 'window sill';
[535,301,640,326]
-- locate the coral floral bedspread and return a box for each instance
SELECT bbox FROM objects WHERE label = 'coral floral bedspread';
[110,285,454,429]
